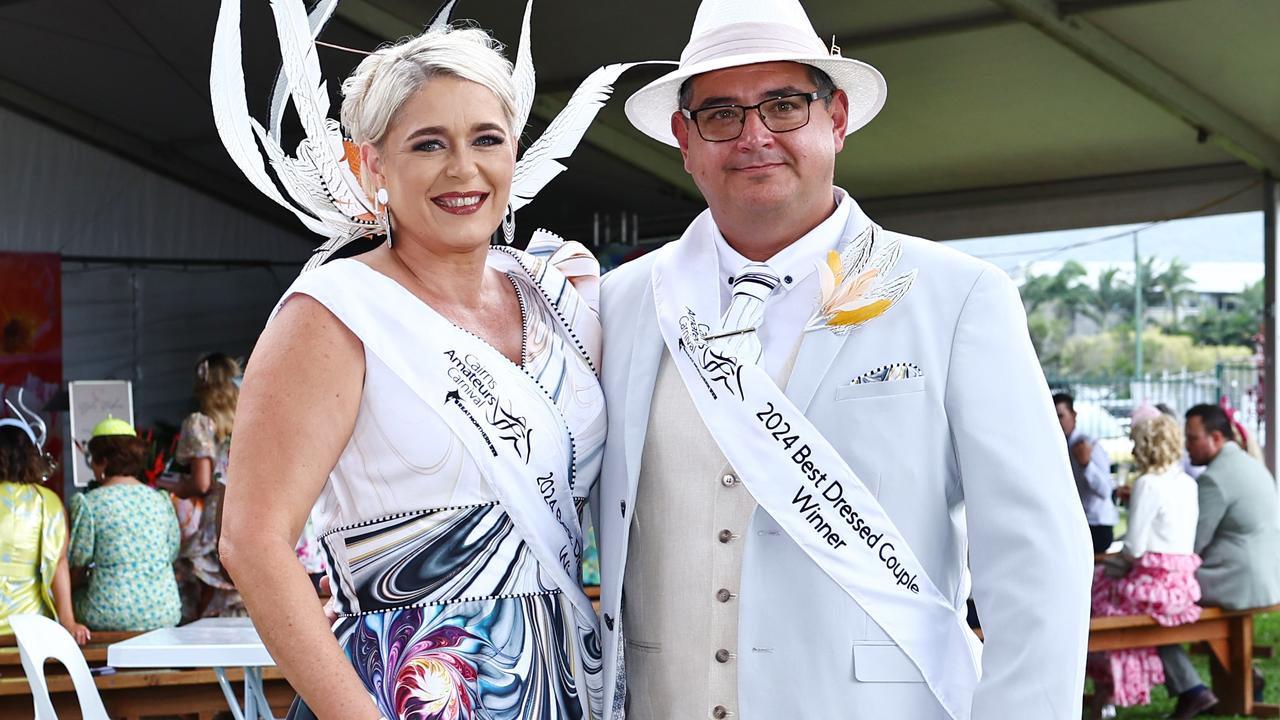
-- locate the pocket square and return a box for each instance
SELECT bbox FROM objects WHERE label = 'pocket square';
[854,362,923,384]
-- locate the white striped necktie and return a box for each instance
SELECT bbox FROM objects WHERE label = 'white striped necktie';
[714,262,781,366]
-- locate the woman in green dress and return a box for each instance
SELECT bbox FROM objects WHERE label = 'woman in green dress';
[0,395,89,643]
[69,416,181,631]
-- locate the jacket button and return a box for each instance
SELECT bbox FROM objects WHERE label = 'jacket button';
[715,648,731,663]
[712,704,729,718]
[721,473,737,487]
[716,588,733,602]
[717,529,734,543]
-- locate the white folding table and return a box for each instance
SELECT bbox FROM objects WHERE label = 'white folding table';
[107,617,279,720]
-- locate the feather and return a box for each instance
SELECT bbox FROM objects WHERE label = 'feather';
[426,0,458,32]
[825,250,842,281]
[210,0,330,237]
[267,0,375,224]
[866,269,917,305]
[16,390,45,449]
[510,0,536,140]
[829,299,892,327]
[838,223,875,276]
[269,0,339,140]
[252,119,375,237]
[510,60,668,212]
[268,0,330,142]
[816,257,835,305]
[865,233,903,280]
[826,268,878,310]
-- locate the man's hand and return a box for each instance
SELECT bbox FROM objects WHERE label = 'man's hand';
[1101,553,1131,579]
[1071,439,1093,466]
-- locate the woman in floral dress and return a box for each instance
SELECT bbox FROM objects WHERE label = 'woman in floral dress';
[69,417,181,630]
[173,352,245,620]
[1089,412,1202,711]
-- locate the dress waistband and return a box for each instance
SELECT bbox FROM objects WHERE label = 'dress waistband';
[321,503,559,617]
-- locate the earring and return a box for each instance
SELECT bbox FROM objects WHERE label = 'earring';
[376,187,393,248]
[501,203,516,245]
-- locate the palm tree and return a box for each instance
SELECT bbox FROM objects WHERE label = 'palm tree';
[1152,258,1197,329]
[1018,261,1098,334]
[1050,261,1100,333]
[1090,266,1132,330]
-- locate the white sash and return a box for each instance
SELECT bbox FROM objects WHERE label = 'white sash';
[649,213,980,720]
[284,253,602,707]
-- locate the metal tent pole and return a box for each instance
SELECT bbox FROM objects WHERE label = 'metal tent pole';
[1264,174,1278,472]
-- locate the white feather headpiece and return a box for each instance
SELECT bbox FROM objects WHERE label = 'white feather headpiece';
[211,0,659,271]
[0,389,48,450]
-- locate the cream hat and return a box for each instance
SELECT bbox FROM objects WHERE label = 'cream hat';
[624,0,887,147]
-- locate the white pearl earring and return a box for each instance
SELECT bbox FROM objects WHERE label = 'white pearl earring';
[376,187,392,247]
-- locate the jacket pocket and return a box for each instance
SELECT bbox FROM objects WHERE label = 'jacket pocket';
[852,641,925,682]
[835,375,926,402]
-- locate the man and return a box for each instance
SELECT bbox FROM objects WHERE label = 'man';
[593,1,1092,718]
[1158,404,1280,718]
[1053,392,1118,554]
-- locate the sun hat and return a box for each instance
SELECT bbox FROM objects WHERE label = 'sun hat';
[90,415,137,439]
[624,0,887,147]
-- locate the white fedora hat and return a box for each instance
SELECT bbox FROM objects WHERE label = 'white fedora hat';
[625,0,887,147]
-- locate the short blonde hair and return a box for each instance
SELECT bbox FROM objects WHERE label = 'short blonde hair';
[340,27,517,153]
[1132,414,1183,473]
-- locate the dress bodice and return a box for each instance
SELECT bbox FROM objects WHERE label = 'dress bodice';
[301,258,606,536]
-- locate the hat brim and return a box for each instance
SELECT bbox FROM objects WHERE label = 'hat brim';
[624,53,887,147]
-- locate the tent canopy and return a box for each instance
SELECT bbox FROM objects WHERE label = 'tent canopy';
[2,0,1275,247]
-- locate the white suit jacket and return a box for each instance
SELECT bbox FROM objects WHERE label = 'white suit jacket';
[595,205,1093,719]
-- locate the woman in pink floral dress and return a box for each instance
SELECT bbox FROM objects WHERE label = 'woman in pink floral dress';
[1089,411,1202,711]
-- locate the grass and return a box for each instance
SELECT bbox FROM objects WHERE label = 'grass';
[1108,612,1280,719]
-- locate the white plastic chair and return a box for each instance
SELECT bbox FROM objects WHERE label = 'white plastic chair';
[9,613,110,720]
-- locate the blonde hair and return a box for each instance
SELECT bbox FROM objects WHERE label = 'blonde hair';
[340,26,518,189]
[195,353,240,443]
[1132,414,1183,474]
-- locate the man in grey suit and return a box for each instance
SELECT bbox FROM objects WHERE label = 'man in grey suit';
[1159,403,1280,718]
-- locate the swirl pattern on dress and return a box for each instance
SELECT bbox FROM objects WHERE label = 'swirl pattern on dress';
[343,594,586,720]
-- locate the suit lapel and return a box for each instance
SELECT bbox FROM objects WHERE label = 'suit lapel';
[623,280,664,493]
[784,327,851,412]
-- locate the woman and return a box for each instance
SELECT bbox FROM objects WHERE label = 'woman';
[0,398,89,644]
[1089,412,1201,711]
[221,23,606,720]
[69,416,181,631]
[173,352,245,620]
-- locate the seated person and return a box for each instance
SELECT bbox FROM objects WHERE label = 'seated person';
[0,401,89,643]
[69,416,181,631]
[1158,404,1280,719]
[1088,413,1200,713]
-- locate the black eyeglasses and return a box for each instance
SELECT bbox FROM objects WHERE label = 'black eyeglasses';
[681,90,832,142]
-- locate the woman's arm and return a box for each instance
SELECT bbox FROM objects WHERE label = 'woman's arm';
[1122,475,1156,560]
[51,534,90,645]
[221,294,379,720]
[172,457,214,498]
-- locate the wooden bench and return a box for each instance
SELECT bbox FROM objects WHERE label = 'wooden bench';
[1089,604,1280,717]
[0,666,294,720]
[0,630,139,677]
[1,629,295,719]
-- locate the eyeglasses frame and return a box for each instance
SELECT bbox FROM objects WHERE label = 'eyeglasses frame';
[680,90,834,142]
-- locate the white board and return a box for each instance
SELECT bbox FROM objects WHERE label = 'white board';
[68,380,134,488]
